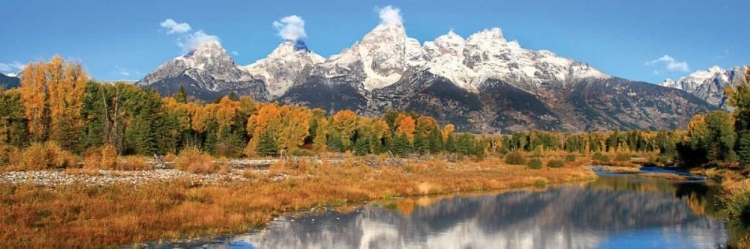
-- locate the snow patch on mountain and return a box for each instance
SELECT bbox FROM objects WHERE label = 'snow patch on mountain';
[242,40,324,97]
[661,65,748,107]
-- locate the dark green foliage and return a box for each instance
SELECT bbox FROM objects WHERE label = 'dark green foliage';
[615,153,631,162]
[353,137,370,156]
[174,84,187,103]
[388,134,411,156]
[547,160,565,168]
[527,158,542,169]
[428,124,443,154]
[454,133,477,156]
[738,131,750,167]
[504,151,526,165]
[326,130,345,153]
[0,89,28,147]
[256,130,278,156]
[413,132,428,155]
[565,154,576,162]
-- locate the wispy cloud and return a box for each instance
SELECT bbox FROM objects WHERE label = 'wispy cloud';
[177,31,220,53]
[160,19,192,34]
[114,66,140,77]
[713,49,729,60]
[158,19,220,53]
[232,51,239,56]
[376,6,403,26]
[273,15,306,41]
[646,55,690,72]
[0,61,26,74]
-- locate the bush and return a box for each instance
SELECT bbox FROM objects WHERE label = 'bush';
[22,142,77,170]
[615,153,631,162]
[117,157,151,171]
[82,144,120,170]
[592,153,610,163]
[527,158,542,169]
[565,154,576,162]
[175,147,218,174]
[504,151,526,165]
[547,159,565,168]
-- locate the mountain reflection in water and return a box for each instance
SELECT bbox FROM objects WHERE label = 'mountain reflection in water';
[222,175,727,249]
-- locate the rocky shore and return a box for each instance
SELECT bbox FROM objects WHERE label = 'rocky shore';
[0,169,251,187]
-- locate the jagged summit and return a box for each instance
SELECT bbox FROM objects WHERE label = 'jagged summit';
[135,40,267,100]
[242,41,324,97]
[137,19,711,133]
[661,65,748,108]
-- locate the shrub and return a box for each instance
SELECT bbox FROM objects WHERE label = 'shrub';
[175,147,218,174]
[504,151,526,165]
[163,153,177,162]
[527,158,542,169]
[615,153,631,162]
[22,142,77,170]
[547,159,565,168]
[565,154,576,162]
[592,153,610,163]
[118,156,151,171]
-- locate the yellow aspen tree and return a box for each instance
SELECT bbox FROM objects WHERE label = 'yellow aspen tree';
[20,62,47,141]
[396,114,416,143]
[331,110,358,148]
[441,124,455,143]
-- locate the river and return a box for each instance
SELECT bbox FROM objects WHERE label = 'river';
[175,171,729,248]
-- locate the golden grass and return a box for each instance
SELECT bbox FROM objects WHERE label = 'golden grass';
[0,157,596,248]
[639,173,688,181]
[174,147,220,174]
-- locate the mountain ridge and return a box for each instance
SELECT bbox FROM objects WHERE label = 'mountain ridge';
[136,23,716,132]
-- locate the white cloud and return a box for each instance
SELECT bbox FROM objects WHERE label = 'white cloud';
[177,31,220,52]
[377,6,403,26]
[273,15,306,41]
[160,19,192,34]
[646,55,689,72]
[114,66,141,78]
[653,70,660,75]
[0,61,26,73]
[232,51,239,56]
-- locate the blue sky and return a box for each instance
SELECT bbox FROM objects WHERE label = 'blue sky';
[0,0,747,83]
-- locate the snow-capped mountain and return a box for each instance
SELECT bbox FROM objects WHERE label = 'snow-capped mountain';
[0,73,20,89]
[242,40,324,97]
[136,40,267,100]
[138,23,715,132]
[661,66,748,108]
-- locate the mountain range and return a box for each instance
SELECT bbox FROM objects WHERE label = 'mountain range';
[136,22,720,133]
[0,73,20,89]
[661,65,748,109]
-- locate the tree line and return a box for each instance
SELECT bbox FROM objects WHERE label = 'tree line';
[678,66,750,169]
[0,56,747,169]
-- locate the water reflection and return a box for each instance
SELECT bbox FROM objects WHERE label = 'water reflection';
[221,175,727,249]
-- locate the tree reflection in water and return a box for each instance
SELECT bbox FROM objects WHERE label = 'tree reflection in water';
[218,175,729,249]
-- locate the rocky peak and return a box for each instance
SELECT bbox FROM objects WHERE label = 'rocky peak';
[243,40,325,97]
[137,40,254,92]
[660,65,747,108]
[425,31,466,57]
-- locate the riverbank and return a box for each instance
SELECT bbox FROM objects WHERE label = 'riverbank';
[0,156,596,248]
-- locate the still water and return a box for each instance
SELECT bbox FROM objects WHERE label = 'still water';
[193,174,728,249]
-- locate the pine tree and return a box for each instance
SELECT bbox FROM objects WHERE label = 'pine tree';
[738,131,750,167]
[353,137,370,156]
[174,84,187,103]
[428,128,443,154]
[256,129,278,156]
